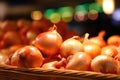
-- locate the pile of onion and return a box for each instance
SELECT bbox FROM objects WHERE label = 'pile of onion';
[33,25,63,58]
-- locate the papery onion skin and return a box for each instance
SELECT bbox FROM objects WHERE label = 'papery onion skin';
[60,36,84,58]
[33,25,63,58]
[83,43,101,59]
[91,55,118,74]
[107,35,120,46]
[11,46,44,68]
[82,33,101,59]
[66,52,92,71]
[101,45,118,57]
[89,30,106,48]
[42,58,66,69]
[0,49,9,65]
[41,61,58,69]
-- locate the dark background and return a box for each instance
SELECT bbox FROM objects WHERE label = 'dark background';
[1,0,120,39]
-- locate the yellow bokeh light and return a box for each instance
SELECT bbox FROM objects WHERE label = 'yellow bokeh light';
[103,0,115,15]
[95,0,103,5]
[31,11,43,20]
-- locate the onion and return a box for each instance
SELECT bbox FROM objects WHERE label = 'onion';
[2,31,22,48]
[91,55,118,74]
[0,49,9,65]
[17,19,31,29]
[83,33,101,59]
[101,45,118,57]
[83,43,101,59]
[1,20,18,32]
[10,46,44,68]
[41,61,58,69]
[60,36,84,58]
[107,35,120,46]
[33,25,63,58]
[66,52,91,71]
[114,46,120,61]
[89,30,106,48]
[114,47,120,74]
[42,58,66,69]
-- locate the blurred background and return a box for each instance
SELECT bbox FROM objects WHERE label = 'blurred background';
[0,0,120,39]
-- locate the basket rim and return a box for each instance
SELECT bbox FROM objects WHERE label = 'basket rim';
[0,64,120,80]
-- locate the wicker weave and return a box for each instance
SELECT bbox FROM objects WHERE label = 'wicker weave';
[0,65,120,80]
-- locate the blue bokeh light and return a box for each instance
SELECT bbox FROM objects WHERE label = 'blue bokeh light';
[112,8,120,21]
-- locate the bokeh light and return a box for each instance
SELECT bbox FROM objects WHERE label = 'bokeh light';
[74,4,88,22]
[103,0,115,15]
[49,12,61,23]
[95,0,103,5]
[44,9,56,19]
[112,8,120,21]
[61,11,73,22]
[74,11,88,22]
[88,10,98,20]
[58,6,74,22]
[75,4,89,12]
[31,10,43,20]
[112,8,120,26]
[89,2,102,13]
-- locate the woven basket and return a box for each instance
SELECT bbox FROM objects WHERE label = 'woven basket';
[0,65,120,80]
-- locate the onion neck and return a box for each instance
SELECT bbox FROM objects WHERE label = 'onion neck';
[49,24,57,31]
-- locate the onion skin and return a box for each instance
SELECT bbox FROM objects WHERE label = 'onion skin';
[66,52,92,71]
[101,45,118,57]
[82,33,101,59]
[83,43,101,59]
[33,25,63,58]
[91,55,118,74]
[3,31,22,46]
[89,30,106,48]
[60,36,83,58]
[107,35,120,46]
[0,49,9,65]
[41,61,58,69]
[42,58,66,69]
[10,46,44,68]
[1,20,18,32]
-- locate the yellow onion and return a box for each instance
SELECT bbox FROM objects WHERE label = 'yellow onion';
[91,55,118,74]
[33,25,63,58]
[66,52,91,71]
[60,36,84,57]
[89,30,106,48]
[107,35,120,46]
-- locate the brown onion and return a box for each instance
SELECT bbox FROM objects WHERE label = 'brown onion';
[66,52,91,71]
[33,25,63,58]
[107,35,120,46]
[42,58,66,69]
[10,46,44,68]
[0,49,9,65]
[60,36,84,58]
[89,30,106,48]
[83,43,101,59]
[101,45,118,57]
[83,33,101,59]
[91,55,118,74]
